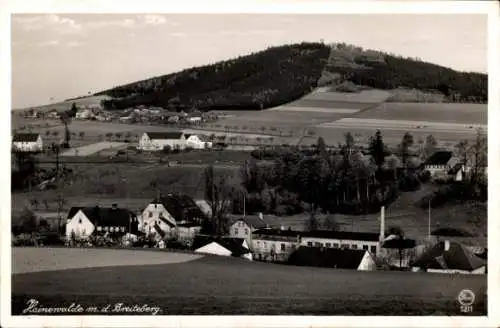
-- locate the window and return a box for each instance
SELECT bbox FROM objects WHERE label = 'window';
[78,219,82,224]
[314,242,321,247]
[149,211,153,218]
[351,244,358,249]
[333,243,339,248]
[263,242,267,249]
[341,244,349,249]
[280,243,285,251]
[144,222,148,226]
[370,245,377,254]
[307,241,313,247]
[244,229,249,235]
[326,243,331,248]
[362,245,368,250]
[121,227,125,232]
[234,228,239,235]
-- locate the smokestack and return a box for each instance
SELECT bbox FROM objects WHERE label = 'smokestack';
[379,206,385,242]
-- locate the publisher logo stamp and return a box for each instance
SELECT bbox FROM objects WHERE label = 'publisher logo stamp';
[457,289,475,313]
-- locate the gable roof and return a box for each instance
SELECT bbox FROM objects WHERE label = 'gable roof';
[192,235,250,257]
[411,241,486,271]
[67,206,135,228]
[151,194,208,223]
[13,133,40,142]
[302,230,382,242]
[231,215,282,230]
[145,132,184,140]
[425,151,453,166]
[448,163,464,175]
[288,247,368,269]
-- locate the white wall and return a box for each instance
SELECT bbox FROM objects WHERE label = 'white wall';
[141,204,176,237]
[301,237,380,256]
[358,251,377,271]
[138,133,187,151]
[177,226,202,240]
[65,210,95,239]
[12,136,43,152]
[252,238,298,261]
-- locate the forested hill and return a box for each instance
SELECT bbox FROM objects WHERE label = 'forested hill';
[96,42,487,111]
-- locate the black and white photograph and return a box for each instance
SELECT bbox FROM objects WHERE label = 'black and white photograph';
[1,1,499,327]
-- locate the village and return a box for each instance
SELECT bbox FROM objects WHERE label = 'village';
[11,124,488,275]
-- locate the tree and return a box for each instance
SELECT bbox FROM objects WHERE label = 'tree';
[455,139,470,167]
[470,128,487,185]
[322,215,338,230]
[423,134,437,160]
[19,207,38,234]
[115,132,122,140]
[317,136,327,158]
[79,131,85,139]
[305,210,319,232]
[368,130,387,173]
[204,165,237,235]
[52,131,59,138]
[399,132,414,170]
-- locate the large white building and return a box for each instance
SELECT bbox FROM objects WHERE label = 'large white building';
[12,133,43,153]
[229,214,282,247]
[138,132,186,151]
[185,134,213,149]
[251,228,301,262]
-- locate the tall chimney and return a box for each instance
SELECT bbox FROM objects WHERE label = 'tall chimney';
[379,206,385,243]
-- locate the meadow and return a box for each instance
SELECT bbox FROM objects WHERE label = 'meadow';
[11,247,487,315]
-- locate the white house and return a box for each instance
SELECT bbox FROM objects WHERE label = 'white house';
[75,109,94,120]
[65,205,138,240]
[187,116,202,124]
[251,228,301,262]
[288,247,377,271]
[140,194,208,240]
[423,151,459,179]
[12,133,43,152]
[138,132,186,151]
[176,222,202,242]
[229,214,282,247]
[185,134,213,149]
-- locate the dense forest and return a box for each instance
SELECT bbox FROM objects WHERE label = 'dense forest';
[96,42,487,111]
[97,42,330,111]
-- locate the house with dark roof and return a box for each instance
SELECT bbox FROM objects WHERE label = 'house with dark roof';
[140,193,207,240]
[193,235,252,260]
[411,240,486,274]
[12,133,43,152]
[138,131,186,151]
[300,230,386,256]
[251,228,302,262]
[65,204,138,239]
[229,213,283,247]
[288,246,376,271]
[423,151,459,179]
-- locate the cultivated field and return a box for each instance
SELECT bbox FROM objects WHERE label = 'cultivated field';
[300,89,391,103]
[356,102,487,124]
[13,95,111,112]
[61,142,128,157]
[12,247,203,274]
[12,248,487,315]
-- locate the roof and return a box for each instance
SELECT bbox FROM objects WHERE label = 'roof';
[177,222,202,228]
[13,133,40,142]
[288,247,368,269]
[145,132,184,140]
[151,194,208,222]
[67,206,136,228]
[302,230,382,242]
[233,215,282,229]
[158,215,175,228]
[252,228,302,238]
[411,241,486,271]
[192,235,250,256]
[424,151,453,166]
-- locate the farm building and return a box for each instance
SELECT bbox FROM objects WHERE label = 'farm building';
[423,151,459,179]
[138,132,186,151]
[229,214,283,247]
[65,205,139,240]
[12,133,43,152]
[185,134,213,149]
[175,222,202,242]
[300,230,385,257]
[411,240,486,275]
[187,115,202,124]
[75,109,95,120]
[288,247,377,271]
[140,193,207,239]
[252,228,301,262]
[193,235,252,260]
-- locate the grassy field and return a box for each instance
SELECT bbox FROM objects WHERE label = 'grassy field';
[356,102,487,124]
[11,247,487,315]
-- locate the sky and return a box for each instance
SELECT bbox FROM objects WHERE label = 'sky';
[11,13,488,109]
